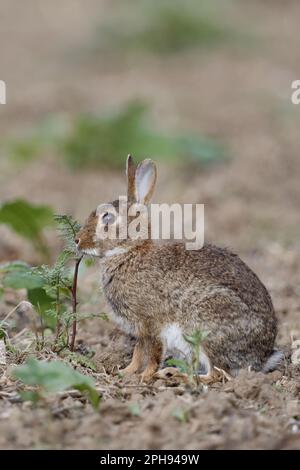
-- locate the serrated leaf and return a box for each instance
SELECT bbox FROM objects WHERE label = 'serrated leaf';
[54,214,81,255]
[183,329,210,347]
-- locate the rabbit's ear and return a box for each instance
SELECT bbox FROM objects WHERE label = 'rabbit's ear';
[126,154,136,202]
[135,159,157,205]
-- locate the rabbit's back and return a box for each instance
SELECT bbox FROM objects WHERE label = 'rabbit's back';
[102,242,277,372]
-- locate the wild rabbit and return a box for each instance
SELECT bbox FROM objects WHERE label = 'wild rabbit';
[76,156,282,382]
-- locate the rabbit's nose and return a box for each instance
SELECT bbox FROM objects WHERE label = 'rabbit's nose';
[75,238,80,246]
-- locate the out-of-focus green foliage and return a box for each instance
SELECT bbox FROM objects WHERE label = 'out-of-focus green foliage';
[14,358,100,408]
[62,102,227,169]
[0,199,53,258]
[94,0,236,56]
[2,102,228,170]
[62,102,156,169]
[1,264,44,291]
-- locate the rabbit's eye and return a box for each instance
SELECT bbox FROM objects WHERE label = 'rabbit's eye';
[102,212,115,225]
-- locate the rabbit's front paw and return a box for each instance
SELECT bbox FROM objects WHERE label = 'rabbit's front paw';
[120,363,139,377]
[140,367,157,384]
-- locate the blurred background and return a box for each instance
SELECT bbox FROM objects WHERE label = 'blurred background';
[0,0,300,335]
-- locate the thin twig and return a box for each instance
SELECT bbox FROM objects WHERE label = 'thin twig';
[11,328,28,342]
[69,256,83,352]
[0,301,27,327]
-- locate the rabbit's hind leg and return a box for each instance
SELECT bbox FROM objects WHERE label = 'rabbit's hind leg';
[140,336,163,383]
[120,338,146,376]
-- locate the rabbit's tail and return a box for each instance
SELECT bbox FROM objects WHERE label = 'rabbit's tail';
[262,349,284,373]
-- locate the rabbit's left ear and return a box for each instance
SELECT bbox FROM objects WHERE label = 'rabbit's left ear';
[135,159,157,205]
[126,154,136,202]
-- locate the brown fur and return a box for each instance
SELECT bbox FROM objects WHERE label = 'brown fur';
[76,158,279,381]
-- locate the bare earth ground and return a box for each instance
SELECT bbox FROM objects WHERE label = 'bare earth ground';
[1,0,300,449]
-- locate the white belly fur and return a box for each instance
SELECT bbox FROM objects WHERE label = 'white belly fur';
[160,324,191,360]
[160,323,211,375]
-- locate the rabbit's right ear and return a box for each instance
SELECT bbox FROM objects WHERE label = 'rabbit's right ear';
[135,159,157,205]
[126,154,136,202]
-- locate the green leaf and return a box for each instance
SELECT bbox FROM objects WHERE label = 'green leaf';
[0,328,7,340]
[166,358,189,374]
[0,199,53,255]
[3,271,45,290]
[27,288,56,329]
[0,199,53,240]
[0,261,30,273]
[14,358,100,409]
[1,262,45,291]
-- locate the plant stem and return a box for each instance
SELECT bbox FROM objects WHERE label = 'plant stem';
[55,284,60,342]
[69,256,83,352]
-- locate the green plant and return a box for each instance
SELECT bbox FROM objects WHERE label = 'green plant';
[0,199,54,259]
[166,329,210,387]
[0,215,83,350]
[54,214,83,351]
[14,358,100,408]
[0,261,55,330]
[0,327,8,342]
